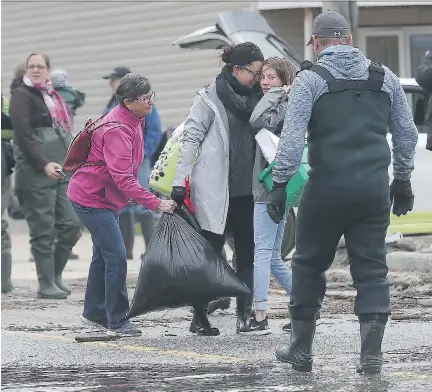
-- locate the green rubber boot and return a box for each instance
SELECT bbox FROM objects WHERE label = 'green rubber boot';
[35,255,67,300]
[1,253,13,293]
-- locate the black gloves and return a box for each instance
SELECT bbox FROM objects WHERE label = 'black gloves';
[390,179,414,217]
[171,186,187,206]
[266,181,288,224]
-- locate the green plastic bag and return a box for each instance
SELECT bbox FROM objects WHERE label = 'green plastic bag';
[258,145,310,209]
[149,136,180,197]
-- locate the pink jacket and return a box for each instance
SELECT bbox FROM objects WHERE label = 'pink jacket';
[67,105,161,212]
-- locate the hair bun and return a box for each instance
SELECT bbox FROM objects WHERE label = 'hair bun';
[221,45,235,64]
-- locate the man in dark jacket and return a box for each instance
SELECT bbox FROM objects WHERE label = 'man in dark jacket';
[415,49,432,151]
[267,11,417,374]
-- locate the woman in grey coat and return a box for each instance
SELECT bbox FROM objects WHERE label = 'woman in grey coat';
[171,43,264,336]
[240,57,296,335]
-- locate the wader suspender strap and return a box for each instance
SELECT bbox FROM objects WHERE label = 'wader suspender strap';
[311,62,385,92]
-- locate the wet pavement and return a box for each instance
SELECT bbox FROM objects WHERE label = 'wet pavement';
[2,314,432,391]
[2,221,432,391]
[2,362,432,391]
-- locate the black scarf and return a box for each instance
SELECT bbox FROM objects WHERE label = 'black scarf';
[216,66,262,122]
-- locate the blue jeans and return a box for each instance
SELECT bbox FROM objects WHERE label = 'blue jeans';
[71,202,129,329]
[254,202,292,311]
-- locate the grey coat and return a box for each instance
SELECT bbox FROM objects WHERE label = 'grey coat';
[249,87,289,202]
[173,82,230,235]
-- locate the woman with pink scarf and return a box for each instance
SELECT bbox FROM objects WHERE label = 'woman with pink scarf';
[9,53,82,300]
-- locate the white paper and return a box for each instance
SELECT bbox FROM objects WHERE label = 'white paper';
[255,128,281,163]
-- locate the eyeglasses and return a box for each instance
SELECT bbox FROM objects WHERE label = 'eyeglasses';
[242,66,261,79]
[133,92,155,104]
[27,64,47,70]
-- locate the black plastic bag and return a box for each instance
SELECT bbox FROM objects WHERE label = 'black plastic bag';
[127,208,250,319]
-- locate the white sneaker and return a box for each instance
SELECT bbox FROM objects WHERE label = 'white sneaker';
[80,315,107,330]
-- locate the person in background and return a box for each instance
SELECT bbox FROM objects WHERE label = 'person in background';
[1,94,15,293]
[9,53,82,299]
[268,11,417,374]
[50,69,86,261]
[8,63,26,223]
[239,57,296,335]
[171,43,264,336]
[103,67,132,113]
[415,49,432,151]
[68,73,177,337]
[102,66,163,259]
[10,62,26,91]
[51,70,85,117]
[135,98,163,258]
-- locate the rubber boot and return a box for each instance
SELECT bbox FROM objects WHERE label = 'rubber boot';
[276,319,316,372]
[54,255,71,296]
[1,253,13,293]
[356,315,388,375]
[35,255,68,299]
[190,304,220,336]
[236,262,253,333]
[119,212,134,260]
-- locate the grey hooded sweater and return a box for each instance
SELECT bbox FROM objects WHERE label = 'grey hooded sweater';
[272,45,418,184]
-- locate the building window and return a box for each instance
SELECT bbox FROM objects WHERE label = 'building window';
[365,35,400,75]
[360,27,432,78]
[409,33,432,77]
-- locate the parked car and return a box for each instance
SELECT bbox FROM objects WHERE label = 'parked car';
[174,10,430,259]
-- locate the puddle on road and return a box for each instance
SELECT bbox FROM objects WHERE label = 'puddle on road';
[1,364,431,392]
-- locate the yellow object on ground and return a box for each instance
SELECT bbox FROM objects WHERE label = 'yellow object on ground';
[388,212,432,235]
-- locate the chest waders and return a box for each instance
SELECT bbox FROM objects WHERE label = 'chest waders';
[14,126,82,299]
[276,63,392,375]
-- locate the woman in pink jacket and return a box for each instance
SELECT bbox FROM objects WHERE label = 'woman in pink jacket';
[68,74,176,337]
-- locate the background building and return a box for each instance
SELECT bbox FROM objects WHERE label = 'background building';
[260,1,432,77]
[2,1,431,131]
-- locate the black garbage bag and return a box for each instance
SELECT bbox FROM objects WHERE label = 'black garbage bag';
[127,208,250,319]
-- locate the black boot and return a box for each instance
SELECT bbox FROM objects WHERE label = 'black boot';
[119,212,134,259]
[356,315,388,375]
[236,293,253,333]
[35,256,68,299]
[1,253,13,293]
[190,304,220,336]
[276,319,316,372]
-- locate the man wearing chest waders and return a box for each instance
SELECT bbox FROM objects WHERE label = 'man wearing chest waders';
[267,11,418,374]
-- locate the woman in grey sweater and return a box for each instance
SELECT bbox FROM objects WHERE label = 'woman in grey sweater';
[240,57,297,335]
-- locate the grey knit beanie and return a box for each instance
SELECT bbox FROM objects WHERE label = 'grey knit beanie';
[51,69,70,88]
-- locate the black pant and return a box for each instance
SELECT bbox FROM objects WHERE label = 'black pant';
[194,195,255,317]
[290,182,391,321]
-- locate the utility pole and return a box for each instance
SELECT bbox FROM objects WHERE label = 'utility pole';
[322,1,359,47]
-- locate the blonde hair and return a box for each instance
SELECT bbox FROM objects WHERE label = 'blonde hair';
[262,57,297,86]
